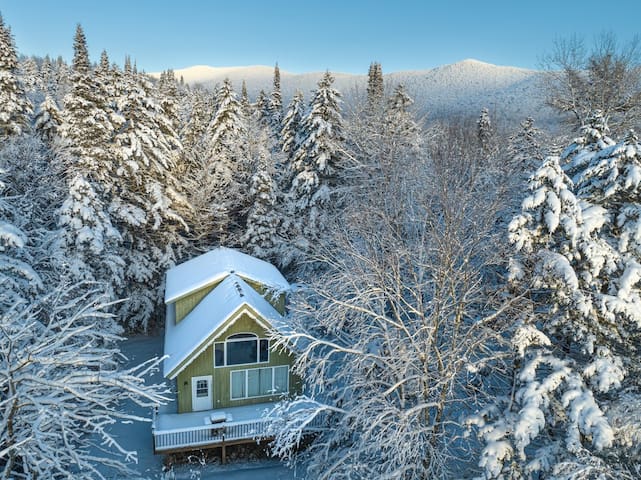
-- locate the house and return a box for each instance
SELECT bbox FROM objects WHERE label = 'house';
[152,247,302,457]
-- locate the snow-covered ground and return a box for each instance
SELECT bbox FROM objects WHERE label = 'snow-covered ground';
[105,335,297,480]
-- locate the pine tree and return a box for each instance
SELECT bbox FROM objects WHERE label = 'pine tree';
[240,125,280,261]
[109,63,188,329]
[240,79,251,117]
[269,62,283,133]
[0,165,42,311]
[33,94,62,141]
[477,107,495,156]
[506,117,545,174]
[280,90,304,160]
[286,71,343,257]
[474,118,641,478]
[189,78,249,245]
[378,84,422,182]
[0,15,31,137]
[254,89,271,126]
[366,61,384,115]
[55,25,123,304]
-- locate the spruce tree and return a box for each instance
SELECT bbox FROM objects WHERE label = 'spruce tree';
[157,68,181,132]
[477,107,495,156]
[286,71,343,257]
[0,15,31,137]
[280,90,304,160]
[506,117,545,174]
[366,61,384,115]
[240,125,280,261]
[0,165,42,310]
[379,84,422,182]
[100,61,189,329]
[190,78,249,245]
[475,119,641,478]
[55,25,123,304]
[269,62,283,133]
[34,95,62,141]
[240,80,251,117]
[254,89,271,126]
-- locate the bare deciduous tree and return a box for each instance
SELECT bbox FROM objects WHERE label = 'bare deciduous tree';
[268,124,514,479]
[542,33,641,133]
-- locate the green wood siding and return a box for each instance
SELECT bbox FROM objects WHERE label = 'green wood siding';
[175,310,301,413]
[173,277,284,323]
[241,277,286,314]
[176,344,213,413]
[174,281,220,324]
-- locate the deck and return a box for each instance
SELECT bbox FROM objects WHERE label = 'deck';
[152,402,282,454]
[153,401,329,457]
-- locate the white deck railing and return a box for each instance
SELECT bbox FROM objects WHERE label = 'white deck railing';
[152,414,274,452]
[152,408,325,453]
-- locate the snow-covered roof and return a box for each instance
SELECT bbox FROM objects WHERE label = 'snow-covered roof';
[164,247,289,304]
[163,274,289,379]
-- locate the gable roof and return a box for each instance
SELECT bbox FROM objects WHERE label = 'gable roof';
[164,247,290,304]
[163,274,290,379]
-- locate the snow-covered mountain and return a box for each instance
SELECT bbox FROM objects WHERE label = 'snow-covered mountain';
[152,59,551,124]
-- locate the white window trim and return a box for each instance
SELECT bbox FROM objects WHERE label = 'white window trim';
[230,365,289,401]
[214,334,270,368]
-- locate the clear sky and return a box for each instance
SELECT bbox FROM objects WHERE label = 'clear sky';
[1,0,639,74]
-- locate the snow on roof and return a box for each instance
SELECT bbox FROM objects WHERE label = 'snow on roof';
[163,274,288,379]
[164,247,289,304]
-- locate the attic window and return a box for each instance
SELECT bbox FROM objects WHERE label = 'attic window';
[214,333,269,367]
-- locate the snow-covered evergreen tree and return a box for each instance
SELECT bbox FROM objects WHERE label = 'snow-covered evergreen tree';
[285,71,343,258]
[187,78,250,246]
[472,117,641,478]
[269,62,283,133]
[0,164,41,310]
[478,106,495,156]
[109,62,189,329]
[254,88,271,127]
[0,15,31,137]
[157,68,181,132]
[366,61,384,115]
[240,125,280,261]
[384,84,421,151]
[240,79,251,117]
[34,94,62,141]
[507,117,546,175]
[55,25,123,306]
[280,90,305,160]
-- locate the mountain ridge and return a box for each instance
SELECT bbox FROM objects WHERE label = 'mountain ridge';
[150,59,551,124]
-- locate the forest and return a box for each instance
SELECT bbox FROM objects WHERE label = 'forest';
[1,12,641,480]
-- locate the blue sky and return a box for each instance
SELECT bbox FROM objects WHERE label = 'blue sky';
[1,0,639,74]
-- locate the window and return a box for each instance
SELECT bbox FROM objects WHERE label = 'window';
[214,334,269,367]
[195,379,209,397]
[230,366,289,400]
[214,343,224,367]
[231,370,246,399]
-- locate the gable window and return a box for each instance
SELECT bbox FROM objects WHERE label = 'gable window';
[214,333,269,367]
[230,365,289,400]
